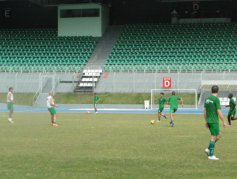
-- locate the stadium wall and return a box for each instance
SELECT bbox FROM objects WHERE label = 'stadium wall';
[0,72,76,93]
[95,72,237,93]
[1,72,237,94]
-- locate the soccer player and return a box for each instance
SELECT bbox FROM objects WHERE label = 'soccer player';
[204,85,227,160]
[7,87,14,124]
[157,92,167,122]
[47,92,58,127]
[167,91,183,127]
[226,93,237,126]
[93,93,100,113]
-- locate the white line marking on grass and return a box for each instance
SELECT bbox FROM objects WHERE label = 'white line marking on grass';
[69,108,153,111]
[175,136,193,138]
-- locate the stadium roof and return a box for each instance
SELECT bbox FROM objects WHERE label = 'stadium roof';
[159,0,231,2]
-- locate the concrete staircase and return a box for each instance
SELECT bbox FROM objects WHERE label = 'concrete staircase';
[74,26,123,93]
[33,76,56,107]
[86,25,123,68]
[33,93,48,107]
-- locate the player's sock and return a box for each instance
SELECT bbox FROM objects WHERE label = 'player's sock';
[228,116,231,125]
[208,140,215,156]
[170,120,174,127]
[164,115,167,119]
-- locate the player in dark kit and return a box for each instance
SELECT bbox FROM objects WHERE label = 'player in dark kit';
[226,93,237,126]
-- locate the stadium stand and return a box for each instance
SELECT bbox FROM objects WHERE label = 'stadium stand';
[74,69,103,93]
[0,29,98,72]
[104,23,237,71]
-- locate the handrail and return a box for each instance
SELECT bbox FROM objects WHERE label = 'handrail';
[32,88,41,106]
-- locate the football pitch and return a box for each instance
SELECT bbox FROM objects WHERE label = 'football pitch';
[1,113,237,179]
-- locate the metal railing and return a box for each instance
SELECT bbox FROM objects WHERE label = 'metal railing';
[32,88,41,106]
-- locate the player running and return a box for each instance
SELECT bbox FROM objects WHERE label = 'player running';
[93,93,100,113]
[226,93,237,126]
[204,85,227,160]
[47,92,58,127]
[167,91,183,127]
[157,92,167,122]
[7,87,14,124]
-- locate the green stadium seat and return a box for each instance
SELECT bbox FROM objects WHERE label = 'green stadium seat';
[0,29,97,72]
[105,23,237,72]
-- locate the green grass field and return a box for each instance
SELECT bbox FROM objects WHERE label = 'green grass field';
[1,113,237,179]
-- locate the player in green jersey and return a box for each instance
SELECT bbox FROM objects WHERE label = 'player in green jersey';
[204,85,227,160]
[93,93,100,113]
[157,92,167,122]
[226,93,237,126]
[167,91,183,127]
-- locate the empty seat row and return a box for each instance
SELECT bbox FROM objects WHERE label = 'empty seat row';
[79,83,95,87]
[81,78,98,82]
[105,23,237,71]
[0,29,98,72]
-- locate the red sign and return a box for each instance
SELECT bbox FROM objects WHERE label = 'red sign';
[163,77,172,88]
[103,73,109,78]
